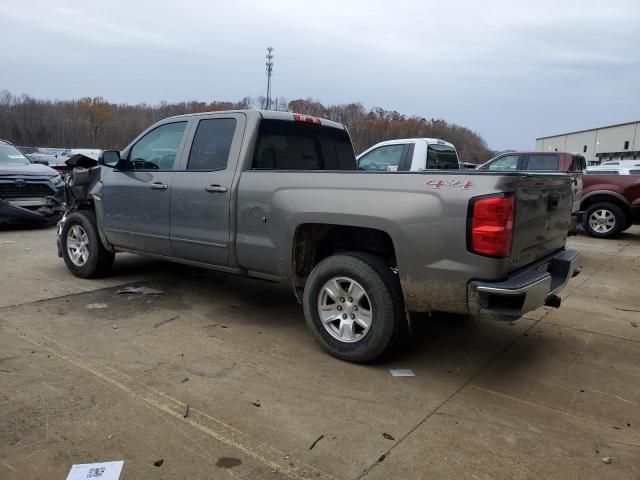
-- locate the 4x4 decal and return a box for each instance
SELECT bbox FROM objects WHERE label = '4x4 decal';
[424,179,473,189]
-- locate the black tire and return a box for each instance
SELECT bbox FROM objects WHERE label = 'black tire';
[60,210,115,278]
[303,252,405,363]
[584,202,625,238]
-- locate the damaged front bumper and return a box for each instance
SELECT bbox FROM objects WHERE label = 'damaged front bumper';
[468,249,580,318]
[0,195,64,225]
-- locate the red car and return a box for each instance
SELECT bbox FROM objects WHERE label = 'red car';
[582,173,640,237]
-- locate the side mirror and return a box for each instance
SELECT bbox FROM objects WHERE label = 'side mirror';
[32,159,49,166]
[100,150,122,168]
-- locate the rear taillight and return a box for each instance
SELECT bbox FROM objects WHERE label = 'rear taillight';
[469,195,515,257]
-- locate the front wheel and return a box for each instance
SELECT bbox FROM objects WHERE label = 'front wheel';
[584,202,625,238]
[302,252,405,363]
[60,211,115,278]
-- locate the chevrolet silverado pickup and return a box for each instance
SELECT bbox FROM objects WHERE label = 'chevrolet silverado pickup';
[57,110,579,362]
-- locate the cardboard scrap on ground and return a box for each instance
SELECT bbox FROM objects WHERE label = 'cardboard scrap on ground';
[389,369,415,377]
[66,460,124,480]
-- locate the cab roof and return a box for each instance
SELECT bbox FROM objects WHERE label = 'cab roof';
[165,109,346,130]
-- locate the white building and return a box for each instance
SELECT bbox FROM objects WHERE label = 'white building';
[536,121,639,165]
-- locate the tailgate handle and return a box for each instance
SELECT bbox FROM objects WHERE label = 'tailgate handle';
[547,194,559,212]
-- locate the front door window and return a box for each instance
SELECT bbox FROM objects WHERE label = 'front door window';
[129,122,187,170]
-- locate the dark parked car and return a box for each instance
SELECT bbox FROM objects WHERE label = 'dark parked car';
[0,139,65,225]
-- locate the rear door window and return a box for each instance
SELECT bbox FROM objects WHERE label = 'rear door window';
[358,145,405,171]
[252,120,355,170]
[527,154,559,171]
[187,118,236,171]
[425,144,459,169]
[569,155,586,172]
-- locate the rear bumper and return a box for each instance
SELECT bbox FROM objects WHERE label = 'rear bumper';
[468,249,580,318]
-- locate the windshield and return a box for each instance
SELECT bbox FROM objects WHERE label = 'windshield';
[425,144,459,169]
[0,143,31,166]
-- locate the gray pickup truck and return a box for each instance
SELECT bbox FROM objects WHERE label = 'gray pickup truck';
[57,110,579,362]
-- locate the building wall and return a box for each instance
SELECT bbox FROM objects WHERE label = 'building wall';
[565,130,597,158]
[594,123,637,156]
[536,121,639,164]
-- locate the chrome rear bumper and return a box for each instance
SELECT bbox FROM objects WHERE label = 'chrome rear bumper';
[468,249,580,318]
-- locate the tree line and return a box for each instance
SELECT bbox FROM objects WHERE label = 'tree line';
[0,90,492,163]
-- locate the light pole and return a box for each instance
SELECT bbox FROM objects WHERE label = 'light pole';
[265,47,274,110]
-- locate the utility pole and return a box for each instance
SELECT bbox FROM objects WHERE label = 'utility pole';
[265,46,274,110]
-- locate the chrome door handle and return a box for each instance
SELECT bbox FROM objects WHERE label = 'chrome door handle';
[150,182,168,190]
[205,185,228,193]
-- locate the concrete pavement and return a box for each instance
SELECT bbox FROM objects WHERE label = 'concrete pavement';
[1,225,639,479]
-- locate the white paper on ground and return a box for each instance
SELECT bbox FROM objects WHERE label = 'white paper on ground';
[390,369,415,377]
[116,286,164,295]
[65,460,124,480]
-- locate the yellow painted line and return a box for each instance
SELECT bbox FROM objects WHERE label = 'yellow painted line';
[1,324,338,480]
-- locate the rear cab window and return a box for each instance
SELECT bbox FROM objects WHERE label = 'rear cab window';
[252,119,355,170]
[527,154,559,171]
[425,144,459,169]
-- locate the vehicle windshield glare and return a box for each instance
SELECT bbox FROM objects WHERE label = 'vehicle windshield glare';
[0,143,31,165]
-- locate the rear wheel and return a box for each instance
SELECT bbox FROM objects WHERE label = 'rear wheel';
[303,252,405,363]
[61,211,114,278]
[584,202,625,238]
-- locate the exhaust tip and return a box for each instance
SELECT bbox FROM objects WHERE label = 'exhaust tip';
[545,294,562,309]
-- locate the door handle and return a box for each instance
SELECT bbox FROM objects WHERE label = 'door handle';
[150,182,168,190]
[205,185,228,193]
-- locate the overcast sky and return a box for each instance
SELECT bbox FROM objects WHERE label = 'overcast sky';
[1,0,638,150]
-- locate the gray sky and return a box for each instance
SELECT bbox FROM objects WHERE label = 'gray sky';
[1,0,638,150]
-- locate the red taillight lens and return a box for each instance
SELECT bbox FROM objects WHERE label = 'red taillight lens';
[470,195,514,257]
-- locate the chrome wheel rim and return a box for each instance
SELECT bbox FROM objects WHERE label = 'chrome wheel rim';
[317,277,373,343]
[588,209,616,234]
[67,225,90,266]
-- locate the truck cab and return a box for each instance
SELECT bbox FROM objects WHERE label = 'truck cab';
[357,138,460,172]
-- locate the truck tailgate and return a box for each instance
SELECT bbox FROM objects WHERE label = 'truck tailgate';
[509,174,573,271]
